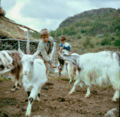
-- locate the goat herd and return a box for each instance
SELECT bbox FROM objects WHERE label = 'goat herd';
[0,42,120,117]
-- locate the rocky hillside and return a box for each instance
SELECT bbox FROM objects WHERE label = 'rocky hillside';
[51,8,120,53]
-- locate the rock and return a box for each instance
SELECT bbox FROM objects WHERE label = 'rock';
[21,107,26,112]
[2,113,9,117]
[57,97,65,102]
[104,108,118,117]
[42,86,48,90]
[45,82,54,86]
[32,105,39,112]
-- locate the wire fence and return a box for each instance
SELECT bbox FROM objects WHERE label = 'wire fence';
[0,38,39,54]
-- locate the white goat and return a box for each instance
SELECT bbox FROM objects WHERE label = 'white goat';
[19,48,47,117]
[58,50,79,83]
[59,51,120,102]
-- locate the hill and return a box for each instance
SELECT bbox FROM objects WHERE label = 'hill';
[51,8,120,53]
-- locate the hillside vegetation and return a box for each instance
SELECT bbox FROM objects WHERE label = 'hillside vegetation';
[50,8,120,53]
[0,8,120,53]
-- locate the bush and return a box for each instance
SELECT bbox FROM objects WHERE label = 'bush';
[56,30,63,37]
[77,34,82,39]
[83,38,91,48]
[81,29,87,33]
[101,39,111,46]
[67,30,76,35]
[89,43,94,48]
[96,42,100,45]
[88,23,107,35]
[67,27,77,35]
[111,37,115,41]
[115,30,120,38]
[114,40,120,46]
[50,31,56,37]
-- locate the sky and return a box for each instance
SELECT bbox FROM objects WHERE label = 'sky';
[1,0,120,31]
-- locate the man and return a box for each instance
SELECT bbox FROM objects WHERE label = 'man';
[58,36,71,76]
[35,29,56,69]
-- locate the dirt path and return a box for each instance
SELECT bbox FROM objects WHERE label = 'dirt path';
[0,76,119,117]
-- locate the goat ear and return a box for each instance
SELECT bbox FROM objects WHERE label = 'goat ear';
[32,50,40,59]
[18,48,24,57]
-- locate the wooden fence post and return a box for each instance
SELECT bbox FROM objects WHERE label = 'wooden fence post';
[26,29,30,54]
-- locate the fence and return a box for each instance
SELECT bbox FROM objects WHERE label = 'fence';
[0,38,39,54]
[0,20,40,54]
[0,12,41,53]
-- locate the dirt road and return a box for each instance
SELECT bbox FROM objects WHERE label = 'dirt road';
[0,76,119,117]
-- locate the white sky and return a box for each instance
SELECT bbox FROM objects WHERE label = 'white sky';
[1,0,120,31]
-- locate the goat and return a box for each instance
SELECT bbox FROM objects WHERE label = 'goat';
[0,50,22,91]
[58,50,79,83]
[18,48,47,117]
[59,51,120,102]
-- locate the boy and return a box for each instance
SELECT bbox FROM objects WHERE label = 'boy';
[35,28,56,69]
[59,36,71,52]
[58,36,71,76]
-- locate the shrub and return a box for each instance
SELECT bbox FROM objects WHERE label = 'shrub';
[89,43,94,48]
[83,38,91,48]
[114,40,120,46]
[115,30,120,38]
[81,29,87,33]
[67,30,76,35]
[96,42,100,45]
[111,37,115,41]
[101,39,111,46]
[50,31,56,37]
[77,34,82,39]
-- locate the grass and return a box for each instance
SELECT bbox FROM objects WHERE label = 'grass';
[0,76,11,82]
[60,78,69,81]
[0,76,5,82]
